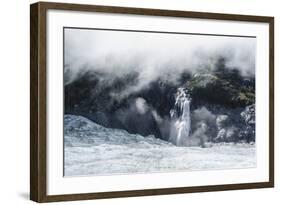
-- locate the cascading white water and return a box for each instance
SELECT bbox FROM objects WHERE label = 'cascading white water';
[169,88,191,146]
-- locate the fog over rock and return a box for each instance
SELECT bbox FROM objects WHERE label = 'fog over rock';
[65,28,256,88]
[64,28,256,146]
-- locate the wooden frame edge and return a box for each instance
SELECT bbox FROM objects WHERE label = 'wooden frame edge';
[30,2,48,202]
[37,1,274,22]
[269,17,274,188]
[39,182,273,203]
[30,2,39,202]
[30,1,274,202]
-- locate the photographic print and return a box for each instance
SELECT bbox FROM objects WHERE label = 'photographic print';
[63,28,256,177]
[30,2,274,202]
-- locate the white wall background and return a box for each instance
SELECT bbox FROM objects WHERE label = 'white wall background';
[0,0,279,204]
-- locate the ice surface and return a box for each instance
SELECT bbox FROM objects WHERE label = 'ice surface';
[64,115,256,176]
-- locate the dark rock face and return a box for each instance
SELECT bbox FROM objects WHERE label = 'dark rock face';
[189,105,255,143]
[65,71,176,139]
[64,58,255,144]
[187,71,255,108]
[240,104,256,142]
[215,115,239,142]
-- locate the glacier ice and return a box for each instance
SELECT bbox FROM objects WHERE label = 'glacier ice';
[64,115,256,176]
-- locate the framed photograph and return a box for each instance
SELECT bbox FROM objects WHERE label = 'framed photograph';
[30,1,274,202]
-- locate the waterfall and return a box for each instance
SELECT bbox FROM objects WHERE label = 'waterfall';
[169,88,191,146]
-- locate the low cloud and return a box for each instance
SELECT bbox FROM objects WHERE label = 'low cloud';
[190,106,217,145]
[135,97,149,114]
[65,28,256,98]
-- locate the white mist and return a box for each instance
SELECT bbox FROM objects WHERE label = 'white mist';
[170,88,191,146]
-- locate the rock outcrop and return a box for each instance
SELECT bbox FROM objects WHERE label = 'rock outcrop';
[64,58,255,144]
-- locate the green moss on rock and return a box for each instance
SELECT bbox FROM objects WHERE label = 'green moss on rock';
[186,72,255,107]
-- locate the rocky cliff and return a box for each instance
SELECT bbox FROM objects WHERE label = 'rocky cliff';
[65,57,255,145]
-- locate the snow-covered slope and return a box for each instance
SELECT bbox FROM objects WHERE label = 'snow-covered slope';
[64,115,256,176]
